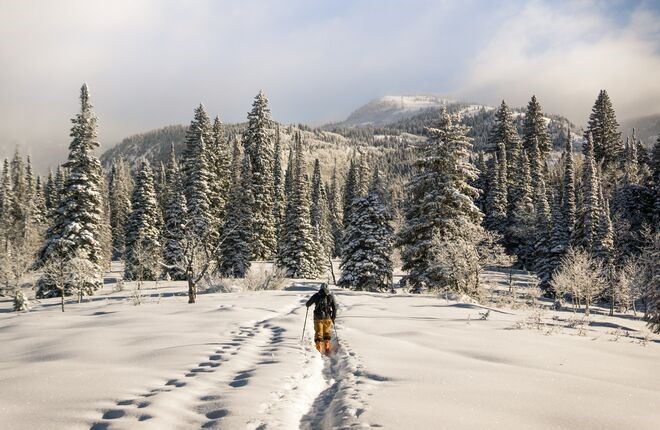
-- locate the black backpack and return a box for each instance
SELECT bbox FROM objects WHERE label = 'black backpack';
[316,293,333,319]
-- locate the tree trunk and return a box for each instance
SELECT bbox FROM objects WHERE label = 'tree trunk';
[328,257,336,285]
[61,290,64,312]
[187,278,196,304]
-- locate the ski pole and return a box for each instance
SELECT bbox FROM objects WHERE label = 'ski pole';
[333,322,339,343]
[301,307,309,343]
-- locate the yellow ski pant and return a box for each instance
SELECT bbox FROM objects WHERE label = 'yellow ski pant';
[313,319,333,341]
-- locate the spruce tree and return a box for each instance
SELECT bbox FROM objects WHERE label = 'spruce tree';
[342,158,359,228]
[310,159,332,267]
[507,148,534,266]
[594,173,614,261]
[573,134,600,253]
[489,101,520,164]
[585,90,622,169]
[398,108,483,291]
[243,90,277,259]
[328,162,344,257]
[560,132,576,249]
[182,104,214,242]
[36,84,104,297]
[523,95,551,156]
[284,147,294,198]
[162,147,187,280]
[339,167,394,291]
[208,115,230,229]
[218,140,253,278]
[44,169,55,213]
[533,174,553,290]
[276,134,321,278]
[108,158,132,260]
[124,160,162,281]
[272,126,285,237]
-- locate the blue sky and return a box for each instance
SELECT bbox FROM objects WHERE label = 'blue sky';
[1,0,659,170]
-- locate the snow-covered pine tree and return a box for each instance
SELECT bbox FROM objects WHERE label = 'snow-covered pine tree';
[585,89,622,169]
[32,176,47,227]
[181,104,215,247]
[218,140,253,278]
[310,159,332,268]
[283,147,294,198]
[342,158,359,228]
[276,133,321,278]
[533,172,553,290]
[208,115,230,230]
[573,134,601,253]
[44,169,55,213]
[398,108,483,292]
[642,233,660,333]
[507,149,535,267]
[523,95,551,157]
[243,90,277,259]
[560,131,576,249]
[10,150,27,236]
[272,126,285,237]
[108,158,132,260]
[0,159,13,237]
[594,172,614,262]
[473,151,487,212]
[328,162,344,257]
[124,160,162,282]
[339,167,394,291]
[489,101,520,167]
[357,152,370,196]
[36,84,105,298]
[162,146,187,280]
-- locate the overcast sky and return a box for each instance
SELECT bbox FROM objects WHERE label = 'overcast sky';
[1,0,660,171]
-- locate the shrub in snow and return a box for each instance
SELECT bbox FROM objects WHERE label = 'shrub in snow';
[13,289,29,312]
[551,247,605,316]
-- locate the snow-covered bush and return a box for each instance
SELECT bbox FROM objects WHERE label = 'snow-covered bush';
[551,247,605,316]
[13,289,29,312]
[244,266,285,291]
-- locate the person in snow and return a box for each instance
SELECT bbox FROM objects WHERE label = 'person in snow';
[306,283,337,354]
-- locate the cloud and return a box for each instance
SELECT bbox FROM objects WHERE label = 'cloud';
[0,0,658,172]
[457,1,660,125]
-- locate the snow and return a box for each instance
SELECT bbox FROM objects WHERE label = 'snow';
[0,264,658,429]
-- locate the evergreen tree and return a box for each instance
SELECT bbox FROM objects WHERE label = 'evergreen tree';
[342,158,359,228]
[573,134,600,253]
[328,162,344,257]
[398,108,483,291]
[162,147,187,280]
[310,159,332,267]
[560,132,576,249]
[243,90,277,259]
[276,134,321,278]
[272,126,285,237]
[339,168,394,291]
[44,169,55,213]
[182,104,214,243]
[473,151,487,212]
[124,160,162,281]
[523,95,551,156]
[533,174,553,290]
[283,147,294,198]
[357,152,370,196]
[594,173,614,261]
[218,140,253,278]
[507,149,535,266]
[108,158,132,259]
[489,101,520,164]
[36,84,104,297]
[208,115,230,230]
[585,89,622,169]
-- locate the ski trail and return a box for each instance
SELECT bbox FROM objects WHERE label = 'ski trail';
[299,324,388,429]
[88,295,325,430]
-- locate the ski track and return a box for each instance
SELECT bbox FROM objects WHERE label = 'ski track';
[87,296,319,430]
[298,332,388,430]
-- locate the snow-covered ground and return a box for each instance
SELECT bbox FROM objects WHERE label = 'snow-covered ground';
[0,266,658,430]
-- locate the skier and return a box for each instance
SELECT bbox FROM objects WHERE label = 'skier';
[305,283,337,355]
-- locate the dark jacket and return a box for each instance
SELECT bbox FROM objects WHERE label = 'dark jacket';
[306,290,337,321]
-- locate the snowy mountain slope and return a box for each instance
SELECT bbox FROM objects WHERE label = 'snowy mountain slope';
[342,95,456,126]
[1,265,658,430]
[621,113,660,146]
